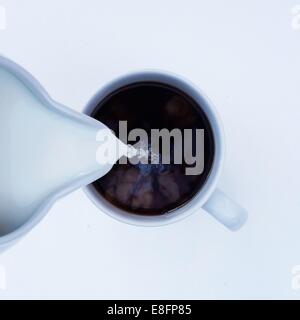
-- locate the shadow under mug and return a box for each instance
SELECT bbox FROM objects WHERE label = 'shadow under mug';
[84,71,248,230]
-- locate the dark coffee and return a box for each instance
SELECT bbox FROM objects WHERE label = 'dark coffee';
[90,82,215,215]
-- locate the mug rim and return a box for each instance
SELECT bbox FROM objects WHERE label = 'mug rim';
[83,70,225,227]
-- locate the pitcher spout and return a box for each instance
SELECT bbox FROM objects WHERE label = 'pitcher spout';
[0,56,125,237]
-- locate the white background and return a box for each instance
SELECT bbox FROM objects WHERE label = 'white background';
[0,0,300,299]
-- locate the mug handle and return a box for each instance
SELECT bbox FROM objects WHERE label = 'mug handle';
[202,188,248,231]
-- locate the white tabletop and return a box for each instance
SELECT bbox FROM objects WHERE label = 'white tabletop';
[0,0,300,299]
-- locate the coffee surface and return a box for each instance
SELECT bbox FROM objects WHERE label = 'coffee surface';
[91,82,215,215]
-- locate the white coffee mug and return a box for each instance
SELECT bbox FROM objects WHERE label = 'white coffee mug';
[84,71,248,230]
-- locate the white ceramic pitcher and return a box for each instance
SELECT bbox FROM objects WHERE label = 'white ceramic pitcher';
[0,56,125,249]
